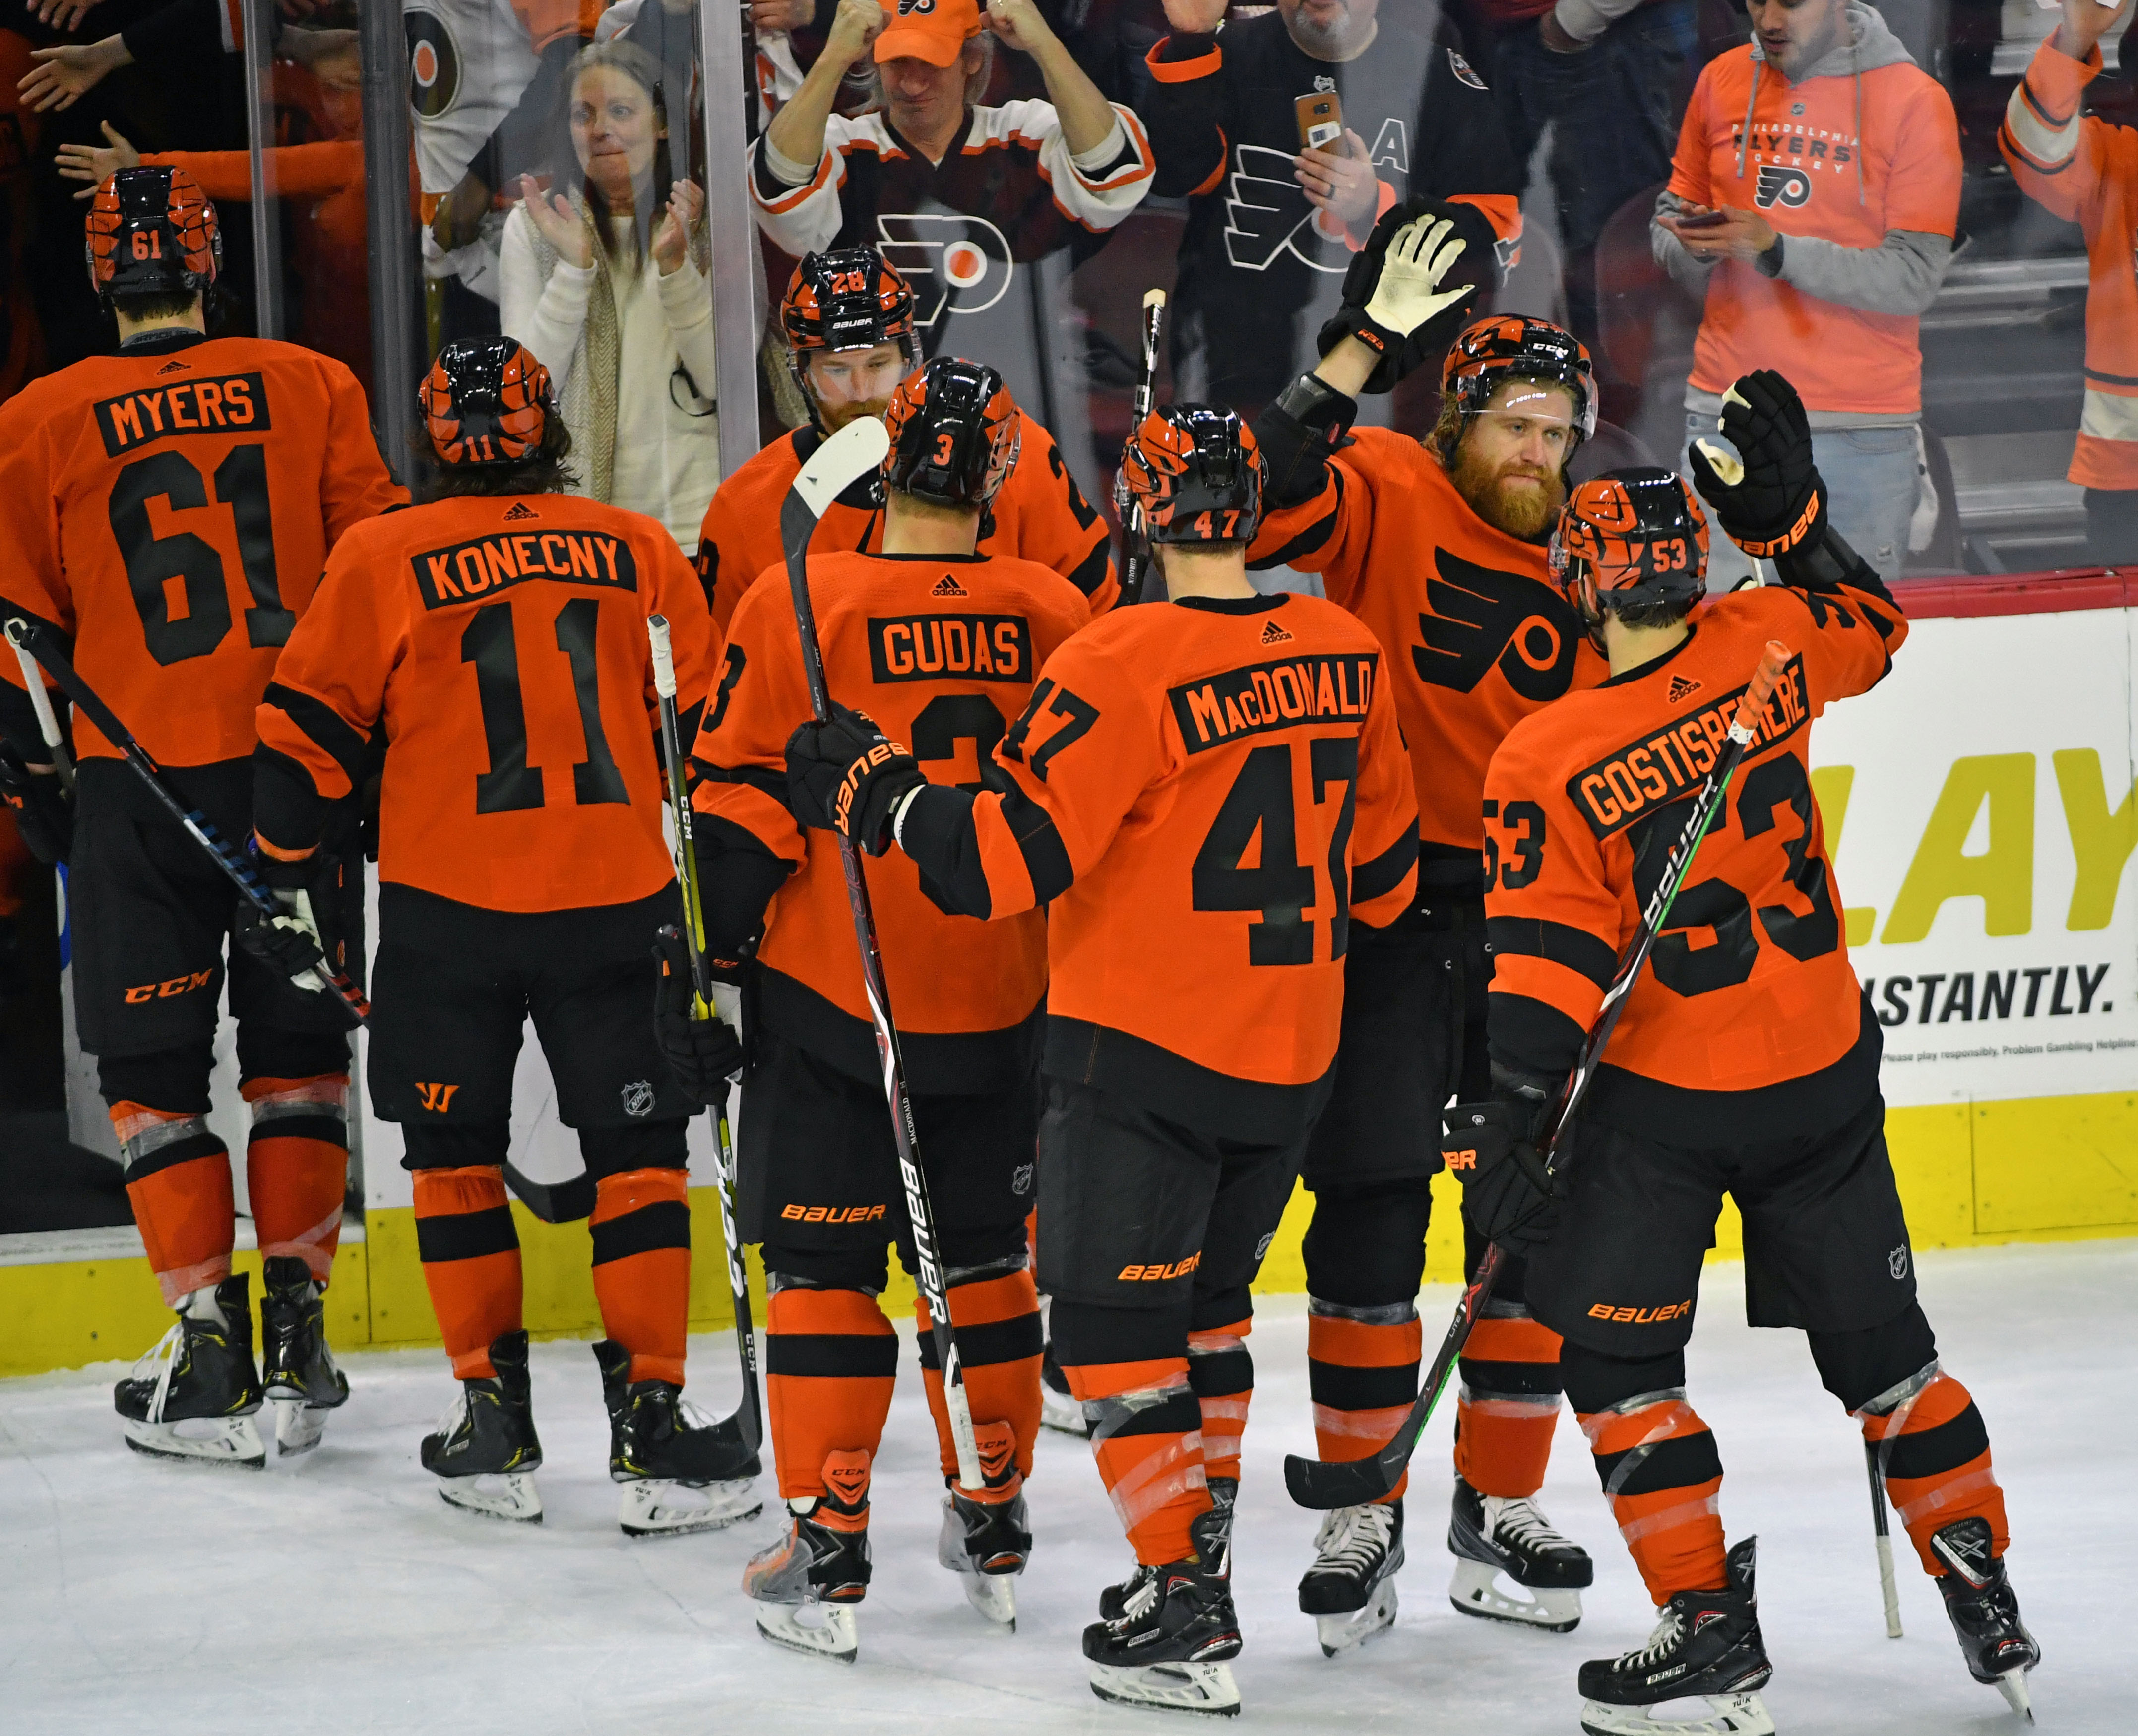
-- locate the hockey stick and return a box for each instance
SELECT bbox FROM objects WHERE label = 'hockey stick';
[1117,289,1166,607]
[781,416,986,1491]
[7,625,75,793]
[1285,638,1795,1510]
[1867,1440,1903,1637]
[648,612,762,1464]
[4,616,370,1029]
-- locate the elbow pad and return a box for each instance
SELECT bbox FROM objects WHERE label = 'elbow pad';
[1254,373,1360,511]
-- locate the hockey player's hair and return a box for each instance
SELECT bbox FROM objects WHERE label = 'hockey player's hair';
[1605,593,1697,632]
[109,288,204,325]
[847,30,994,112]
[411,410,579,503]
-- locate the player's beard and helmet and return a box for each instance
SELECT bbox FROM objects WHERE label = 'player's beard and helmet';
[1432,314,1597,543]
[1548,466,1710,651]
[85,163,221,320]
[1116,403,1266,553]
[413,336,578,502]
[783,246,921,439]
[881,356,1022,519]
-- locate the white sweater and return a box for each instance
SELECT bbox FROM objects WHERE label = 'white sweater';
[499,204,721,550]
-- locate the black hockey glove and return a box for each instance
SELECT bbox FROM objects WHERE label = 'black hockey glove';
[785,704,925,857]
[1443,1082,1564,1252]
[1317,199,1486,394]
[651,926,744,1108]
[231,839,335,993]
[0,743,72,865]
[1685,369,1829,560]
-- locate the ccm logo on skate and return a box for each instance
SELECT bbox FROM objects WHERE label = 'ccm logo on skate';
[414,1082,461,1113]
[125,969,214,1003]
[781,1203,888,1224]
[1586,1299,1692,1324]
[1117,1253,1200,1281]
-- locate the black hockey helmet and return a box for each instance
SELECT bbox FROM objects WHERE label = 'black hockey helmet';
[419,338,555,467]
[1116,404,1265,546]
[782,246,918,354]
[1550,466,1709,640]
[85,165,220,302]
[881,356,1021,510]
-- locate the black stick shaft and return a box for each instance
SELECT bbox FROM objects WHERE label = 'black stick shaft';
[1118,291,1166,606]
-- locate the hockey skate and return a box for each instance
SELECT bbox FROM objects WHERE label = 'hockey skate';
[420,1330,543,1522]
[594,1340,762,1537]
[1932,1517,2040,1721]
[1577,1538,1773,1736]
[113,1274,266,1468]
[1083,1502,1241,1717]
[1299,1499,1404,1656]
[1040,1343,1089,1436]
[936,1421,1031,1628]
[743,1450,872,1663]
[1101,1475,1235,1621]
[259,1256,348,1456]
[1448,1474,1591,1631]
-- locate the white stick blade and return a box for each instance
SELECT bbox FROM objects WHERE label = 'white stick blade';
[794,417,890,520]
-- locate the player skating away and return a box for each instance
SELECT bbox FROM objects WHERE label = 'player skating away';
[694,247,1119,634]
[786,405,1420,1716]
[1248,219,1607,1645]
[251,338,744,1535]
[0,167,402,1467]
[1455,373,2036,1732]
[674,358,1086,1658]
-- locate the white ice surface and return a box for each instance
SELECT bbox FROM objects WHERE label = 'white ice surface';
[1,1240,2129,1734]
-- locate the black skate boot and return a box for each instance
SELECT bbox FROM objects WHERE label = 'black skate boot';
[593,1339,762,1538]
[744,1448,873,1663]
[1932,1517,2040,1720]
[114,1273,266,1468]
[1449,1473,1591,1631]
[1083,1502,1242,1717]
[1040,1341,1089,1436]
[1300,1498,1405,1656]
[1101,1474,1235,1621]
[937,1419,1032,1628]
[259,1256,348,1457]
[1577,1538,1773,1736]
[420,1330,543,1522]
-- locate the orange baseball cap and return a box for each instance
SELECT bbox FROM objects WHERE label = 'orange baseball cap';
[875,0,983,67]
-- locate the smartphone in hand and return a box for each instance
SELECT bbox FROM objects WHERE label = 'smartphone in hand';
[1296,92,1343,153]
[1673,209,1729,231]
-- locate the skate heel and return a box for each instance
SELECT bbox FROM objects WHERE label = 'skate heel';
[937,1424,1030,1631]
[1448,1555,1582,1632]
[754,1601,859,1664]
[1299,1498,1403,1655]
[114,1276,267,1469]
[1087,1660,1240,1718]
[1315,1577,1399,1657]
[594,1339,763,1537]
[438,1471,543,1523]
[422,1331,543,1521]
[272,1396,330,1456]
[744,1456,873,1662]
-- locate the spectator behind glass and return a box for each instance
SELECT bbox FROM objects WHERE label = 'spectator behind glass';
[501,39,720,548]
[1463,0,1697,406]
[1999,0,2138,566]
[1142,0,1522,423]
[1655,0,1958,585]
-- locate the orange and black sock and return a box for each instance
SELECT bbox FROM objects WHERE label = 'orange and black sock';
[1858,1366,2009,1573]
[114,1101,235,1306]
[412,1164,522,1379]
[243,1074,349,1284]
[1188,1316,1254,1487]
[1308,1298,1422,1502]
[1455,1302,1565,1499]
[1577,1389,1727,1601]
[916,1259,1043,1498]
[590,1166,692,1387]
[764,1279,898,1504]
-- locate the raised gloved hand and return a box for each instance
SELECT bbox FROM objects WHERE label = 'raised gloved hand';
[0,743,73,865]
[232,838,335,992]
[652,926,745,1107]
[1685,369,1826,558]
[785,703,925,856]
[1319,201,1481,392]
[1443,1084,1564,1252]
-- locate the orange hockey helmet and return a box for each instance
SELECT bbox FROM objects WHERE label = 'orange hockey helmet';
[85,165,219,301]
[1442,314,1597,448]
[419,338,554,467]
[882,357,1021,510]
[781,246,917,353]
[1117,404,1264,546]
[1550,466,1708,640]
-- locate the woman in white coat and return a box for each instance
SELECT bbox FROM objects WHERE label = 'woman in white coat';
[501,39,721,548]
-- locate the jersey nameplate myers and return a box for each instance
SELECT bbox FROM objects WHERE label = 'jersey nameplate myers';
[411,531,639,609]
[1568,653,1811,836]
[866,613,1031,684]
[1168,651,1380,755]
[94,371,270,458]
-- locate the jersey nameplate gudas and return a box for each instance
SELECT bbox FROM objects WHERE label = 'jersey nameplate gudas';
[1568,653,1811,837]
[1168,649,1380,754]
[866,612,1032,684]
[411,529,638,609]
[94,370,270,457]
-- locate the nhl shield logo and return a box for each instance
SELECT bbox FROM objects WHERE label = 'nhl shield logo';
[1887,1242,1911,1280]
[1013,1162,1034,1196]
[1254,1231,1276,1261]
[621,1079,656,1119]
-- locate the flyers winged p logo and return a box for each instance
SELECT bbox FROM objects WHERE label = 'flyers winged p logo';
[1754,165,1812,209]
[875,213,1013,325]
[1223,144,1349,274]
[1413,550,1583,701]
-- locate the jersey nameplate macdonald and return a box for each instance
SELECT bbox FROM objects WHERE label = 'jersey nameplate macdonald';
[1168,650,1380,755]
[866,613,1032,684]
[94,371,271,458]
[411,529,639,609]
[1568,653,1810,837]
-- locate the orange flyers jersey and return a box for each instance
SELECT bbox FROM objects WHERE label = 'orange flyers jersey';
[255,492,715,914]
[695,421,1118,633]
[952,592,1418,1140]
[1252,428,1607,870]
[1484,577,1907,1143]
[0,335,402,767]
[692,549,1089,1089]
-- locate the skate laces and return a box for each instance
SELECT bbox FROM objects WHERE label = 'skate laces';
[430,1389,472,1442]
[1621,1605,1687,1670]
[1120,1569,1162,1624]
[133,1321,187,1424]
[1488,1494,1573,1553]
[1313,1503,1395,1574]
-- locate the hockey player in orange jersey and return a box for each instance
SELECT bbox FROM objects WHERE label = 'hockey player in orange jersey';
[693,247,1119,632]
[1450,372,2037,1731]
[786,404,1420,1717]
[1248,213,1608,1643]
[0,167,402,1468]
[250,338,749,1536]
[676,357,1089,1659]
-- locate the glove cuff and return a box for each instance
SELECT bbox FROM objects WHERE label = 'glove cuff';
[1316,306,1403,395]
[1772,514,1882,597]
[1730,475,1830,561]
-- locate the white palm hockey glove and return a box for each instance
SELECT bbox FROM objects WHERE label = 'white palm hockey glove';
[1320,204,1484,393]
[1364,216,1475,342]
[234,841,334,993]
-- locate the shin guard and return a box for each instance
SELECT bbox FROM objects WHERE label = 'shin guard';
[242,1074,350,1284]
[1066,1359,1209,1566]
[1187,1318,1255,1487]
[916,1262,1043,1497]
[412,1166,523,1379]
[1308,1298,1422,1502]
[590,1168,692,1387]
[1856,1363,2009,1574]
[1455,1303,1564,1499]
[764,1282,898,1503]
[1578,1389,1728,1603]
[115,1102,235,1306]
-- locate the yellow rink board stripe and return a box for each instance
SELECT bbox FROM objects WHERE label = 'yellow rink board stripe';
[3,1092,2132,1379]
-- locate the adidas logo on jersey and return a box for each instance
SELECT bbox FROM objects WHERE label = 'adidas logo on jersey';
[155,360,190,375]
[1260,620,1293,645]
[930,574,968,597]
[503,502,540,521]
[1666,675,1701,703]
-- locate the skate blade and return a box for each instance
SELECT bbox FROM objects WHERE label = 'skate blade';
[955,1568,1017,1630]
[1577,1693,1775,1736]
[1448,1557,1582,1632]
[1994,1668,2034,1722]
[617,1477,763,1537]
[1316,1579,1398,1657]
[272,1398,330,1457]
[754,1600,858,1663]
[436,1472,543,1523]
[122,1414,266,1469]
[1087,1661,1241,1718]
[1041,1388,1090,1437]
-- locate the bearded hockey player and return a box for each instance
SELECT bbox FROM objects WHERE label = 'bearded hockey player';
[250,338,745,1536]
[1249,217,1606,1646]
[0,167,401,1467]
[678,357,1088,1659]
[1449,373,2037,1733]
[786,404,1419,1716]
[695,247,1118,633]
